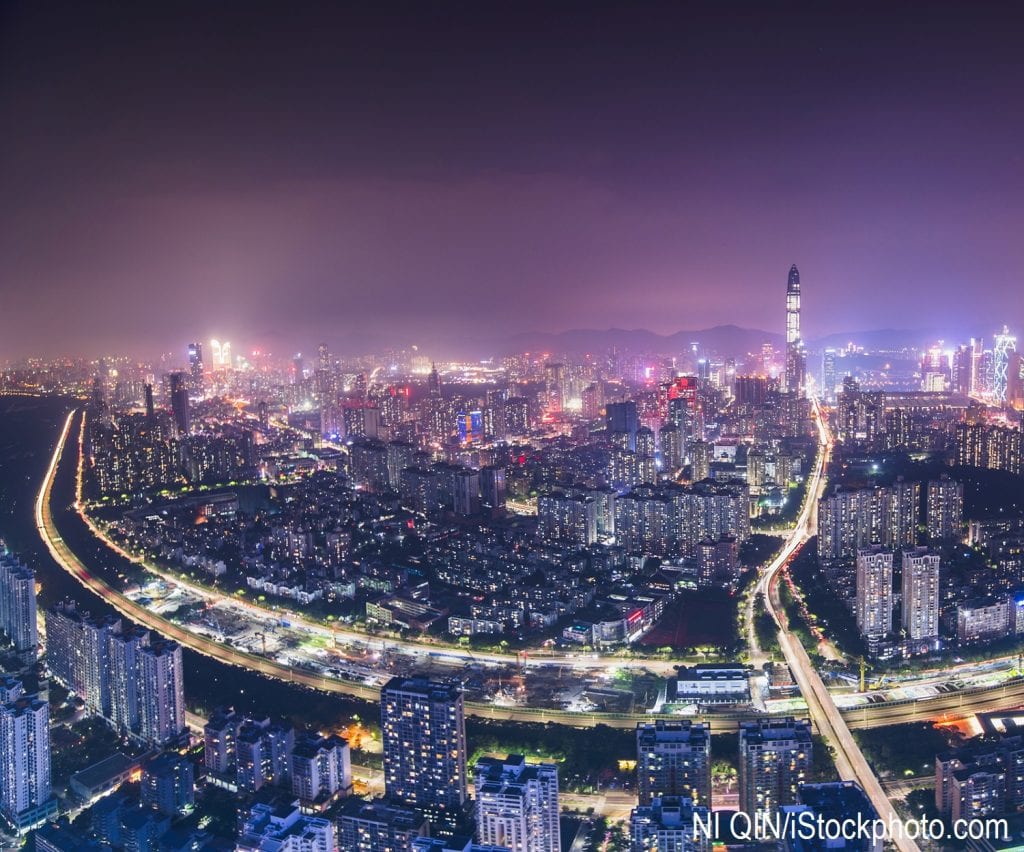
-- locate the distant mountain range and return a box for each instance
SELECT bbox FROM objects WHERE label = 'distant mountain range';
[495,325,969,358]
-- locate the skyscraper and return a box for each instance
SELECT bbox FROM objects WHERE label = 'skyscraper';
[187,342,204,392]
[169,371,191,437]
[474,755,560,852]
[821,348,838,402]
[784,264,805,396]
[636,721,711,806]
[381,676,467,828]
[993,326,1017,403]
[738,718,813,816]
[0,549,38,664]
[606,400,639,450]
[901,547,940,643]
[0,685,56,834]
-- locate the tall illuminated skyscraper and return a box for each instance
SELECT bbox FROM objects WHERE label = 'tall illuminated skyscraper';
[187,342,204,391]
[993,326,1017,403]
[784,264,805,396]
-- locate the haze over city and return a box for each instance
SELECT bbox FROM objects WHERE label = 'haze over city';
[4,4,1024,852]
[3,1,1024,359]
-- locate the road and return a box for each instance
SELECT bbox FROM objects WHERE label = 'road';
[758,401,920,852]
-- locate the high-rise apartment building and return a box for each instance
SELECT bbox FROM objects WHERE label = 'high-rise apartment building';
[0,550,38,663]
[338,797,428,851]
[926,475,964,541]
[636,721,710,806]
[108,625,146,735]
[290,733,352,808]
[817,479,919,562]
[855,547,894,642]
[237,717,295,793]
[203,707,242,777]
[237,799,335,852]
[474,755,560,852]
[901,547,940,642]
[138,640,185,747]
[0,686,56,834]
[140,753,195,817]
[46,601,118,717]
[629,796,711,852]
[381,676,467,828]
[738,718,813,816]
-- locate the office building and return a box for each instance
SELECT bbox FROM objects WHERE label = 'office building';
[821,349,838,402]
[738,718,813,816]
[381,676,467,827]
[169,372,191,437]
[474,755,560,852]
[0,549,38,663]
[606,401,639,451]
[784,265,805,396]
[187,342,204,391]
[453,469,481,516]
[900,547,940,642]
[855,547,893,643]
[636,721,710,806]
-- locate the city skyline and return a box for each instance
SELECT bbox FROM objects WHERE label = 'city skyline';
[4,3,1024,849]
[3,2,1024,359]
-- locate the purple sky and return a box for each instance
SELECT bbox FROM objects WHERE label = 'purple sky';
[2,1,1023,359]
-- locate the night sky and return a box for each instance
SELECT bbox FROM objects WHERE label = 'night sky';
[2,2,1023,359]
